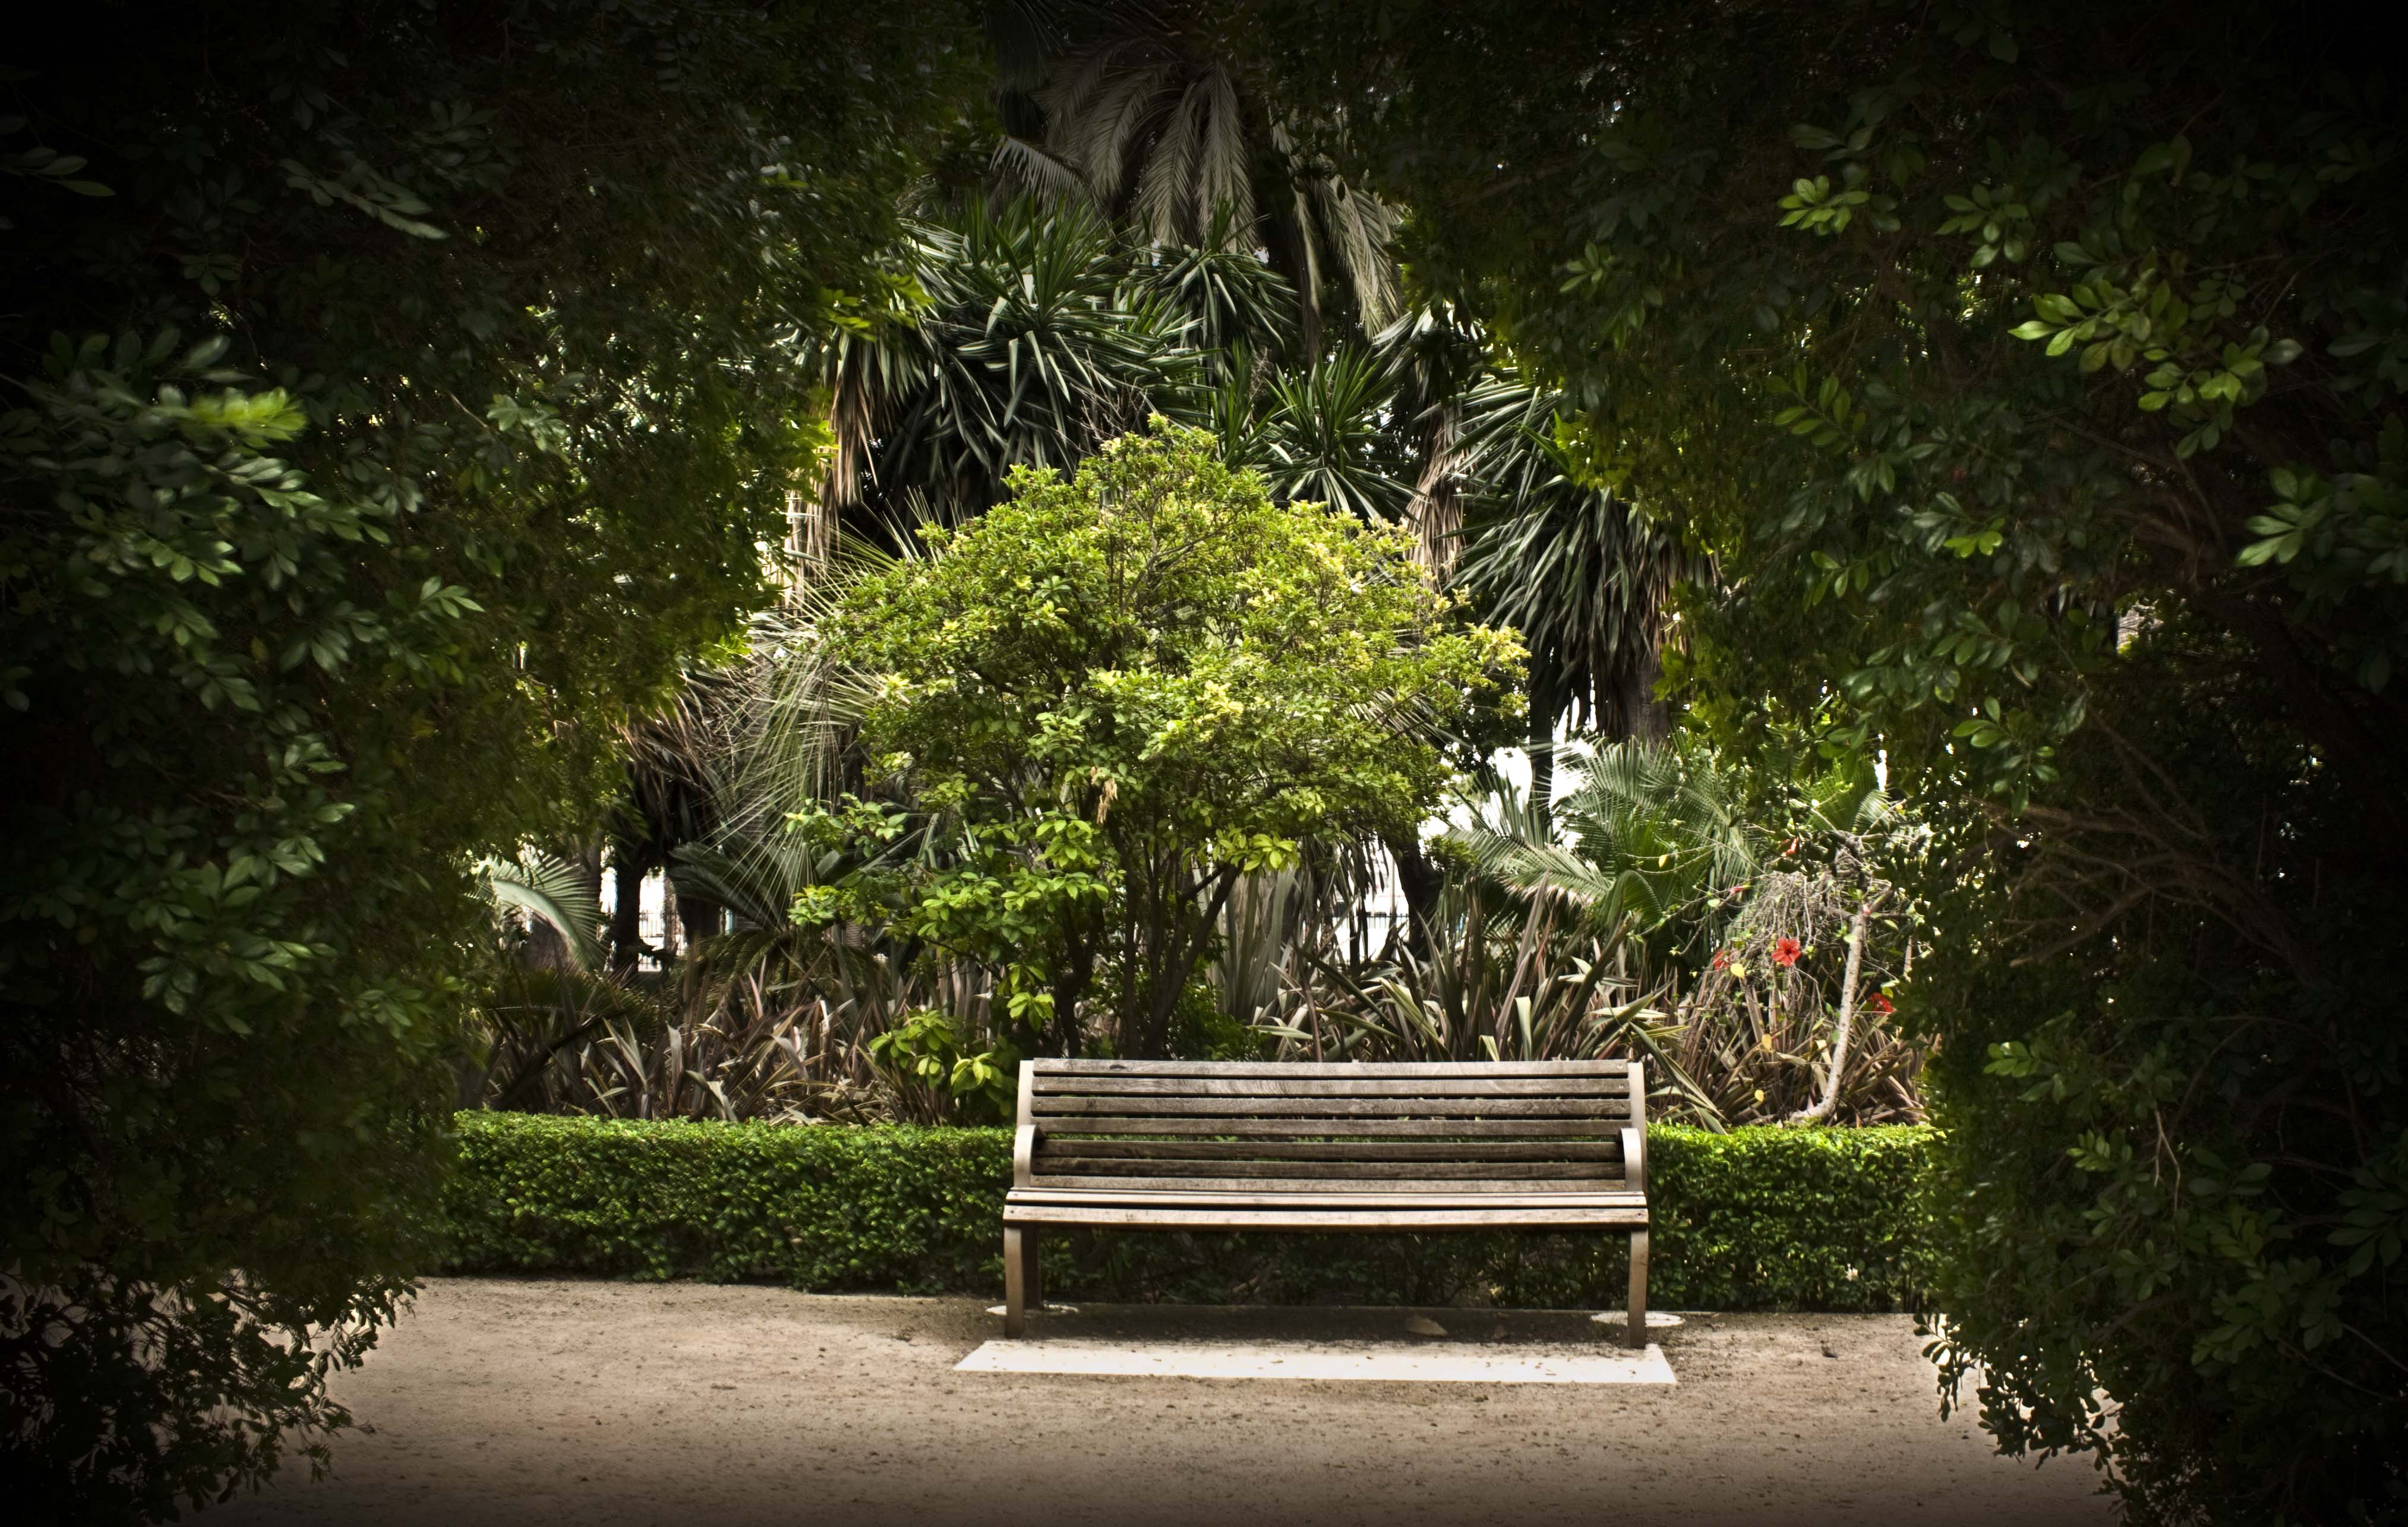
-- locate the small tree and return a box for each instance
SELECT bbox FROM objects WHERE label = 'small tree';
[829,421,1519,1058]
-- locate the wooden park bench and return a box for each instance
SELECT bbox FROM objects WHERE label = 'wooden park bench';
[1002,1058,1652,1346]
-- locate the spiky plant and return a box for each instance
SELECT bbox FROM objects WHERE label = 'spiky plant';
[1453,411,1708,814]
[1253,346,1412,519]
[807,201,1198,544]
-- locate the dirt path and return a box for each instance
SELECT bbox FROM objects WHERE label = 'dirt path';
[204,1278,2104,1527]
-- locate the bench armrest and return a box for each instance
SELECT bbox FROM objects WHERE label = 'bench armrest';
[1622,1126,1646,1197]
[1013,1124,1039,1189]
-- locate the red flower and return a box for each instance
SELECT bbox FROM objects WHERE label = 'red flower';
[1712,949,1733,971]
[1772,937,1802,967]
[1781,837,1799,857]
[1867,992,1896,1017]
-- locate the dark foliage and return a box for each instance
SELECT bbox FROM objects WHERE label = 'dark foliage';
[0,4,979,1515]
[1241,1,2408,1517]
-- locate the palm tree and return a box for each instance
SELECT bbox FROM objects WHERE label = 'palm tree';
[989,1,1399,354]
[1453,405,1706,820]
[1369,301,1497,576]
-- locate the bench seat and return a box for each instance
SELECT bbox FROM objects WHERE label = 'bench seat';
[1001,1058,1652,1346]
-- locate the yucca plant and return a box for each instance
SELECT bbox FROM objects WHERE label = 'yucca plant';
[1210,867,1312,1026]
[1123,228,1299,371]
[1253,346,1412,520]
[811,200,1201,535]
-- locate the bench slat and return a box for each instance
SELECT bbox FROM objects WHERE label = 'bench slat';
[1033,1158,1620,1182]
[1033,1096,1627,1119]
[1006,1190,1647,1199]
[1002,1204,1648,1229]
[1030,1116,1626,1137]
[1024,1173,1619,1194]
[1035,1139,1624,1162]
[1033,1076,1629,1098]
[1032,1059,1627,1078]
[1009,1187,1645,1206]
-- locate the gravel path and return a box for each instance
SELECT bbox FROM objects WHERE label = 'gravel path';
[203,1277,2105,1527]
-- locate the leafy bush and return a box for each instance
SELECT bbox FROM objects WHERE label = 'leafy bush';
[1255,2,2408,1516]
[441,1112,1935,1311]
[0,5,976,1515]
[820,421,1520,1061]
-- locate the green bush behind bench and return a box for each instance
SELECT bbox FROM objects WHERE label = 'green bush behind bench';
[440,1112,1939,1311]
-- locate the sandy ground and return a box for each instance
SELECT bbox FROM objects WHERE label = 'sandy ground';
[204,1277,2107,1527]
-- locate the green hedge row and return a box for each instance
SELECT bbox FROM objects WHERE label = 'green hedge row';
[440,1113,1939,1311]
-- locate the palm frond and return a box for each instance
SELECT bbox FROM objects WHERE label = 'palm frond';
[1024,19,1398,342]
[1440,824,1643,933]
[1134,73,1208,245]
[1307,175,1399,329]
[482,850,604,970]
[1193,64,1254,240]
[1056,44,1170,204]
[990,134,1096,212]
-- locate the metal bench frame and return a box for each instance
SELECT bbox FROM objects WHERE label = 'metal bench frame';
[1001,1058,1651,1347]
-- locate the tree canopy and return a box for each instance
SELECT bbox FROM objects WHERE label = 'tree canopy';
[1246,0,2408,1517]
[0,2,980,1513]
[825,421,1519,1058]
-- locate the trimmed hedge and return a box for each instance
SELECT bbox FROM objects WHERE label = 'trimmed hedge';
[441,1113,1938,1311]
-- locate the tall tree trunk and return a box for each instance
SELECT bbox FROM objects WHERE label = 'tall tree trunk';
[1405,406,1464,580]
[674,891,719,948]
[1384,830,1444,958]
[1048,907,1099,1058]
[1122,867,1241,1060]
[1618,640,1669,744]
[608,848,645,971]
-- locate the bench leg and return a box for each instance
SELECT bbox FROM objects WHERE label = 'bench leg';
[1626,1228,1650,1350]
[1003,1225,1028,1338]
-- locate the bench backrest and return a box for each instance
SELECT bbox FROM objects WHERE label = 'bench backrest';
[1017,1059,1646,1196]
